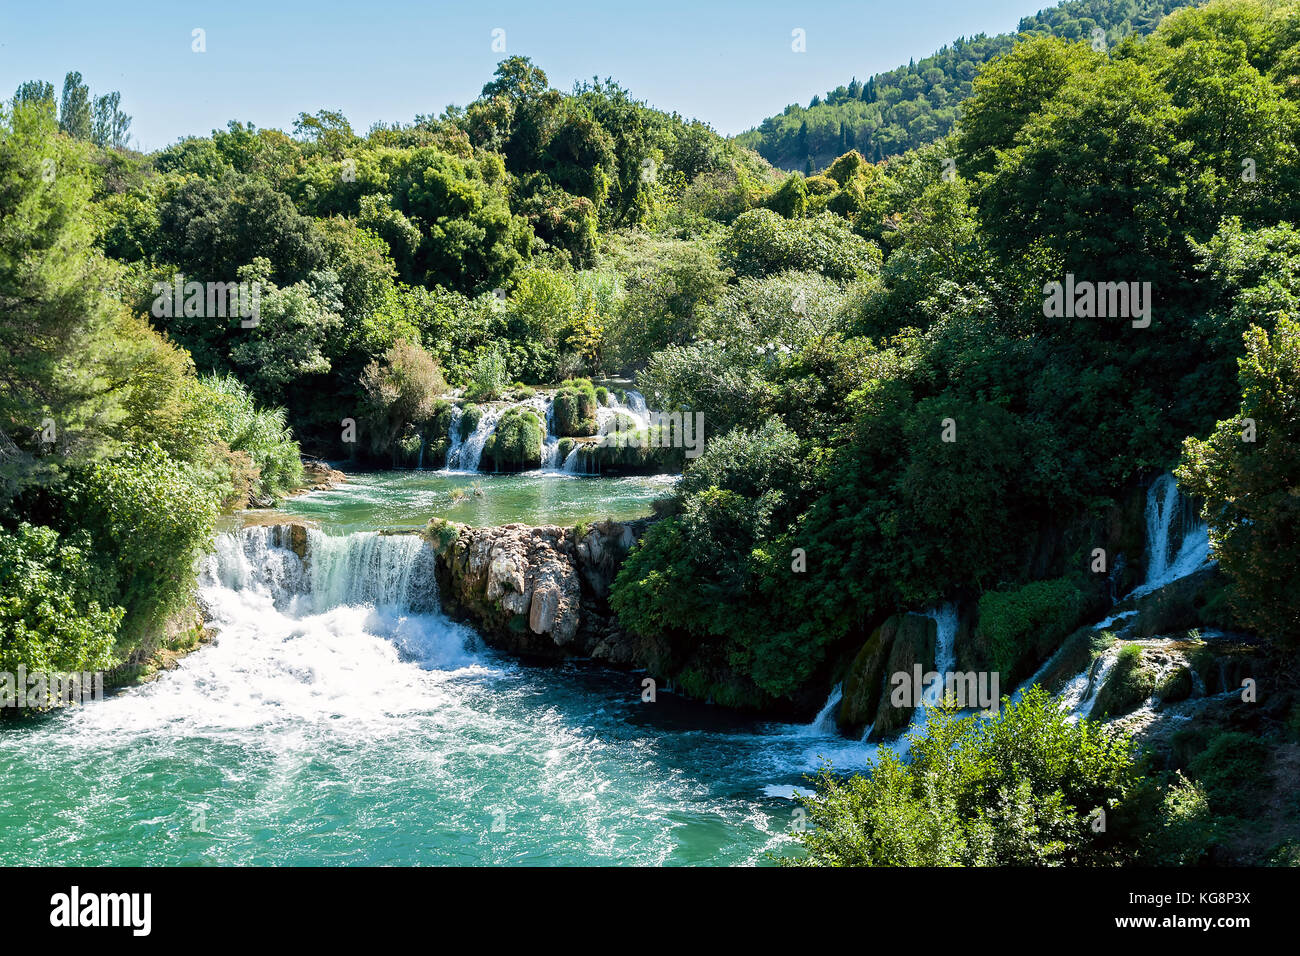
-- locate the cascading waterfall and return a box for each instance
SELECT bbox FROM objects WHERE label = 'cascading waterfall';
[793,684,844,737]
[1011,472,1215,714]
[1127,473,1212,600]
[454,408,502,473]
[304,529,437,612]
[909,603,958,732]
[201,526,439,614]
[561,445,583,474]
[622,389,649,419]
[443,406,464,470]
[541,399,561,470]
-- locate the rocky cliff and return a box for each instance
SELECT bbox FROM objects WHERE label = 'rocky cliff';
[426,517,656,664]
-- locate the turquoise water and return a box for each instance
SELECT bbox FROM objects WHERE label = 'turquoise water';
[0,477,874,866]
[275,470,676,532]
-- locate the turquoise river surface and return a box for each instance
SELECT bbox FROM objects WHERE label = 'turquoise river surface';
[0,470,873,865]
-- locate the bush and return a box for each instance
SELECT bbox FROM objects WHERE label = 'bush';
[358,340,447,464]
[482,407,542,471]
[198,374,303,500]
[0,523,123,678]
[62,444,219,644]
[976,576,1087,680]
[784,686,1172,866]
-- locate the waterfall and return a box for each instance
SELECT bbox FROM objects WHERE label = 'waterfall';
[444,407,464,470]
[416,436,425,471]
[1144,473,1181,584]
[1060,646,1121,720]
[623,389,648,419]
[793,683,844,737]
[203,525,307,603]
[454,408,502,473]
[1011,472,1214,712]
[908,603,958,731]
[541,398,561,470]
[202,526,438,614]
[561,446,582,474]
[1128,473,1212,600]
[305,530,437,612]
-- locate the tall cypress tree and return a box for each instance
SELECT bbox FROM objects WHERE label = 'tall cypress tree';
[58,71,92,140]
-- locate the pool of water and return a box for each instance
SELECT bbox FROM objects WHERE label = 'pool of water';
[268,470,676,533]
[0,472,881,866]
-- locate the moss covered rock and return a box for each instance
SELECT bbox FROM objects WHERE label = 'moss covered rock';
[870,614,937,739]
[482,407,542,471]
[837,620,894,735]
[552,379,598,437]
[1093,645,1158,719]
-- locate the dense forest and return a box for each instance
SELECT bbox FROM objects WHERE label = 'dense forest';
[3,0,1300,866]
[736,0,1200,169]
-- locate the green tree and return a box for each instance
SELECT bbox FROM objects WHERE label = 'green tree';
[1176,317,1300,644]
[57,71,91,140]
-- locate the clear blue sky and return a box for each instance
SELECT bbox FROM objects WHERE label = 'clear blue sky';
[1,0,1053,151]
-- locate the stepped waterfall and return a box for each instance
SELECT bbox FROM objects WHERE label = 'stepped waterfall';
[803,472,1215,748]
[440,388,654,474]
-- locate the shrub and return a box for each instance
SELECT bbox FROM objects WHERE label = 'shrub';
[197,374,302,500]
[0,523,123,678]
[62,444,219,645]
[482,407,542,471]
[358,340,447,464]
[784,686,1171,866]
[977,577,1086,679]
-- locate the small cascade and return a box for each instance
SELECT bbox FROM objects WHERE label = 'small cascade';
[623,389,649,419]
[1127,473,1212,600]
[561,446,582,474]
[795,684,844,737]
[1060,645,1121,720]
[455,408,502,473]
[202,526,306,604]
[305,530,437,612]
[908,603,959,732]
[416,436,425,471]
[540,398,561,470]
[203,526,438,614]
[443,406,464,470]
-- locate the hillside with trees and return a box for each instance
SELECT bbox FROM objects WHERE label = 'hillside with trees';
[735,0,1199,170]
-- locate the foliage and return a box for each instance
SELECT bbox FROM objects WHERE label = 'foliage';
[61,444,219,643]
[783,686,1188,866]
[358,340,447,463]
[1177,317,1300,644]
[0,523,122,676]
[977,576,1087,678]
